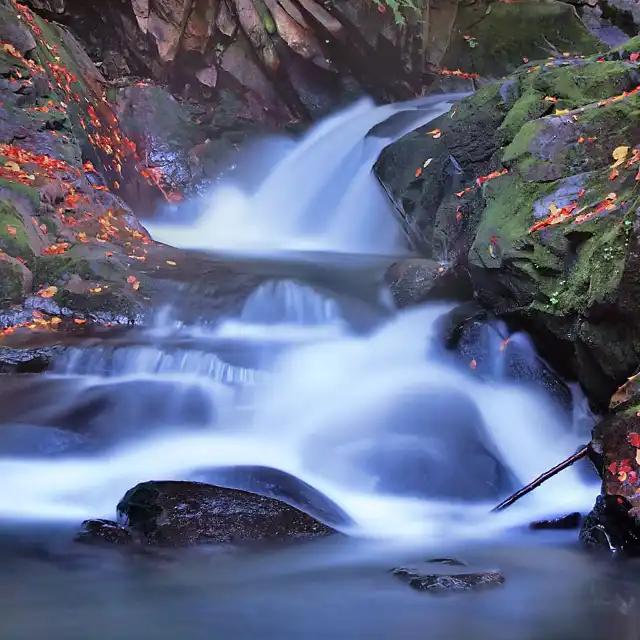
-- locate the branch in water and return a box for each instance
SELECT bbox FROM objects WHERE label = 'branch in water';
[491,445,590,513]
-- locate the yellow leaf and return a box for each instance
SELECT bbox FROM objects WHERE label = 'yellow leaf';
[612,145,630,168]
[166,260,177,266]
[423,158,433,168]
[548,202,560,215]
[554,109,570,116]
[4,161,20,172]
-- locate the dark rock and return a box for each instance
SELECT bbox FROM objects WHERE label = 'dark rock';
[193,466,354,530]
[530,512,582,530]
[393,563,505,593]
[385,259,473,308]
[74,519,133,546]
[435,300,487,349]
[0,345,64,374]
[116,480,337,546]
[580,494,640,555]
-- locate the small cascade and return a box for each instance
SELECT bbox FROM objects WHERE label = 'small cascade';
[145,95,466,256]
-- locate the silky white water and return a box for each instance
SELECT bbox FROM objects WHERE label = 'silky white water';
[0,97,599,544]
[145,95,465,256]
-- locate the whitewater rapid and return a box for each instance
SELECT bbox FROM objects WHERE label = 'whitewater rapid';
[0,96,599,545]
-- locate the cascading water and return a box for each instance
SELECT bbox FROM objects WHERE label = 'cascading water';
[0,96,599,545]
[145,95,465,256]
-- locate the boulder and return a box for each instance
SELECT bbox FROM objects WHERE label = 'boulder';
[376,37,640,408]
[116,480,337,546]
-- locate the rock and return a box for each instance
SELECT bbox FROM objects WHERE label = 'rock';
[580,494,640,554]
[116,480,337,546]
[384,258,473,308]
[530,512,582,530]
[440,1,603,80]
[193,466,354,529]
[376,37,640,409]
[74,519,133,546]
[393,562,505,593]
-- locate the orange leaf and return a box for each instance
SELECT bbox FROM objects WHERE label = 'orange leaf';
[37,286,58,299]
[6,225,17,236]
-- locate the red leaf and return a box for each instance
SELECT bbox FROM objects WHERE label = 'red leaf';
[628,432,640,448]
[607,461,617,474]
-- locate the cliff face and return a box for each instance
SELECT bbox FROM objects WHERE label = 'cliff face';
[18,0,469,121]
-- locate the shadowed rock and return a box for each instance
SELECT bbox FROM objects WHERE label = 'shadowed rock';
[117,480,337,546]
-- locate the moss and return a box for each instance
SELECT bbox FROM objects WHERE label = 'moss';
[33,254,94,287]
[612,36,640,56]
[442,1,603,80]
[0,200,34,265]
[0,178,41,210]
[0,260,25,304]
[499,91,550,141]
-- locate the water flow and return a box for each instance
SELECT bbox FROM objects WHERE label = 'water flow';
[0,283,596,541]
[145,95,465,256]
[0,96,598,545]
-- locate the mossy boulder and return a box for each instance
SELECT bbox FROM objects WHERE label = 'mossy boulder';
[377,40,640,407]
[441,1,604,80]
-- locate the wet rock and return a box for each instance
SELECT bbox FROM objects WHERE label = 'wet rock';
[0,344,63,373]
[377,37,640,409]
[74,519,133,546]
[393,562,505,593]
[530,512,582,530]
[116,480,337,546]
[384,259,473,308]
[580,494,640,554]
[194,466,354,530]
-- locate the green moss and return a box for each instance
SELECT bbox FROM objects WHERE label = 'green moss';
[499,91,550,141]
[442,1,603,80]
[0,200,34,265]
[502,119,540,163]
[33,254,94,287]
[0,178,41,210]
[613,36,640,56]
[0,260,25,304]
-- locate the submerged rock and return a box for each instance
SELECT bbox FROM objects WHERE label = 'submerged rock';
[393,562,505,593]
[117,480,337,546]
[74,519,133,546]
[530,512,582,530]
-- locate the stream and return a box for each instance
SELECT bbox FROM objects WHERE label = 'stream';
[0,95,635,639]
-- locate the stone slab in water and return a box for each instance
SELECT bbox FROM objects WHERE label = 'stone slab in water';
[393,562,505,594]
[117,480,337,546]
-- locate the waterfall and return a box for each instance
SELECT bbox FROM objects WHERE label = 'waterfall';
[145,95,465,256]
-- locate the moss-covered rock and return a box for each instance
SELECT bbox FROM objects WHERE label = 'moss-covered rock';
[441,1,604,80]
[377,40,640,407]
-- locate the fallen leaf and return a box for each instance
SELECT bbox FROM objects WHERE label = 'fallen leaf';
[612,146,630,167]
[126,275,137,284]
[631,52,640,62]
[470,359,477,370]
[6,225,17,236]
[427,129,442,139]
[423,158,433,168]
[555,109,570,116]
[628,432,640,448]
[73,318,87,325]
[166,260,177,266]
[544,96,558,103]
[610,168,620,181]
[37,286,57,299]
[415,167,423,178]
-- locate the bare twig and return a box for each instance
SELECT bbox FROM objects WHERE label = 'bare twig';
[491,445,589,513]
